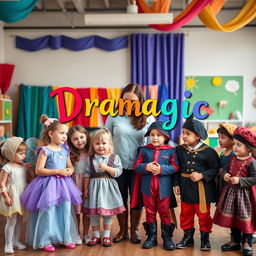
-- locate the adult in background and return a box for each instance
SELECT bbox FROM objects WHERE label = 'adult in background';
[105,83,155,243]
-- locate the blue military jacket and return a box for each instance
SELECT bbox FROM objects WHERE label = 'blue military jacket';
[134,144,179,199]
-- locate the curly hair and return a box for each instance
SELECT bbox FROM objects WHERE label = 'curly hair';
[67,125,90,165]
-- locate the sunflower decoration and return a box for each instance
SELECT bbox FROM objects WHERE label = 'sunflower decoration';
[185,77,199,91]
[212,76,222,87]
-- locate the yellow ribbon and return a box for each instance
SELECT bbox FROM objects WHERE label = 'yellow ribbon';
[181,173,207,213]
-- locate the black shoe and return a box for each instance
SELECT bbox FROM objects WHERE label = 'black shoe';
[221,242,241,251]
[176,228,195,249]
[161,223,175,250]
[200,231,211,251]
[142,222,158,249]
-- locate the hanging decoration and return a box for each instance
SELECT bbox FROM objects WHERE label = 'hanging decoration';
[0,64,15,94]
[198,0,256,32]
[0,0,38,23]
[185,77,199,91]
[137,0,212,31]
[16,35,128,52]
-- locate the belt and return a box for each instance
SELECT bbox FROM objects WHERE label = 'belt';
[181,173,207,213]
[91,172,112,179]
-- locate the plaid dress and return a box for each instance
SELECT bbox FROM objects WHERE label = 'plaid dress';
[213,155,256,233]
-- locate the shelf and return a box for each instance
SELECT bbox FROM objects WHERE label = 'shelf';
[0,120,11,124]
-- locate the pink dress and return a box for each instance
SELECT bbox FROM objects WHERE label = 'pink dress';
[72,153,87,214]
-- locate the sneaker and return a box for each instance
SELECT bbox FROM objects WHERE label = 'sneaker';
[13,241,27,250]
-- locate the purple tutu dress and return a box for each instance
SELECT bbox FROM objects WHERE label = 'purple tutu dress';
[20,144,82,249]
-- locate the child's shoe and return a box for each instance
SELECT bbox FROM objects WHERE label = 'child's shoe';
[76,238,83,245]
[64,243,75,249]
[42,244,55,252]
[141,222,158,249]
[84,234,91,245]
[4,243,14,254]
[102,237,112,247]
[87,237,101,246]
[13,241,27,250]
[176,228,195,249]
[221,241,241,251]
[161,223,175,250]
[200,231,211,251]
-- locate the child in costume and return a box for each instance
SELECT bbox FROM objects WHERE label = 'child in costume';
[134,121,179,250]
[20,115,82,252]
[68,125,91,244]
[174,117,219,251]
[83,128,125,247]
[213,127,256,256]
[216,123,237,199]
[0,137,28,254]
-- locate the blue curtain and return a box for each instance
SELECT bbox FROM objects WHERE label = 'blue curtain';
[131,33,184,143]
[0,0,38,23]
[16,84,59,140]
[16,35,128,52]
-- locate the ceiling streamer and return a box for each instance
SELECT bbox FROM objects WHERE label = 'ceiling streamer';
[137,0,213,31]
[198,0,256,32]
[137,0,255,32]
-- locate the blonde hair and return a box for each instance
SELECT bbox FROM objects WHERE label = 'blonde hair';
[89,128,114,156]
[38,114,67,147]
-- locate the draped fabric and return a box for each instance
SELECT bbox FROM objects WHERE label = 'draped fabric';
[0,0,38,23]
[137,0,212,31]
[198,0,256,32]
[131,33,184,143]
[0,64,15,94]
[72,88,90,127]
[52,86,75,128]
[16,84,58,140]
[16,35,128,52]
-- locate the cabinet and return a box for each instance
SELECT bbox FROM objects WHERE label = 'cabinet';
[0,97,12,138]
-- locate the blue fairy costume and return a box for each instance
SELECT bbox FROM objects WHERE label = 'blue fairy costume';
[20,144,82,249]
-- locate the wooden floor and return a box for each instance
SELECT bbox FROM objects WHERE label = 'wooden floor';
[0,204,254,256]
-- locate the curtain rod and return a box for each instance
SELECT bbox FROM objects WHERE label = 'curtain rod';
[4,24,256,30]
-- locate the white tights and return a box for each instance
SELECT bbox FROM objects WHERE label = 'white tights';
[5,213,23,247]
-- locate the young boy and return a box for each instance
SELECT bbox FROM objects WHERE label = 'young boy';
[174,117,219,251]
[134,121,179,250]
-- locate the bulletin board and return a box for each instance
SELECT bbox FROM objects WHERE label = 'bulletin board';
[185,76,243,120]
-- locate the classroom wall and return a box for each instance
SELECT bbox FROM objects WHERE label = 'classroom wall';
[3,26,256,131]
[0,22,4,63]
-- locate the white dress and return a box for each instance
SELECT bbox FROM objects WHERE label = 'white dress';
[0,163,27,217]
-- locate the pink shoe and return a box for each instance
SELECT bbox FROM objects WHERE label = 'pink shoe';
[42,244,55,252]
[64,243,75,249]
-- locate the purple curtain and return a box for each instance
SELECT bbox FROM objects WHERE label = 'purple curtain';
[131,33,184,143]
[16,35,128,52]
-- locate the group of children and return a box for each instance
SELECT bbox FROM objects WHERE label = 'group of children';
[0,114,256,256]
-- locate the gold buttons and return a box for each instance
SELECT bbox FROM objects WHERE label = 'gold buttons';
[192,162,195,164]
[187,161,190,164]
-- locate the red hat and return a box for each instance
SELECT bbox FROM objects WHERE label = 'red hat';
[233,127,256,147]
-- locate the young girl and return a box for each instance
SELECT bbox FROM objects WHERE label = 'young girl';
[83,128,125,247]
[174,117,219,251]
[0,137,28,254]
[213,127,256,256]
[20,115,82,252]
[134,121,179,250]
[216,123,237,199]
[68,125,91,244]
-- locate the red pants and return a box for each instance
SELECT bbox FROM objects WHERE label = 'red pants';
[180,202,212,233]
[143,176,171,225]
